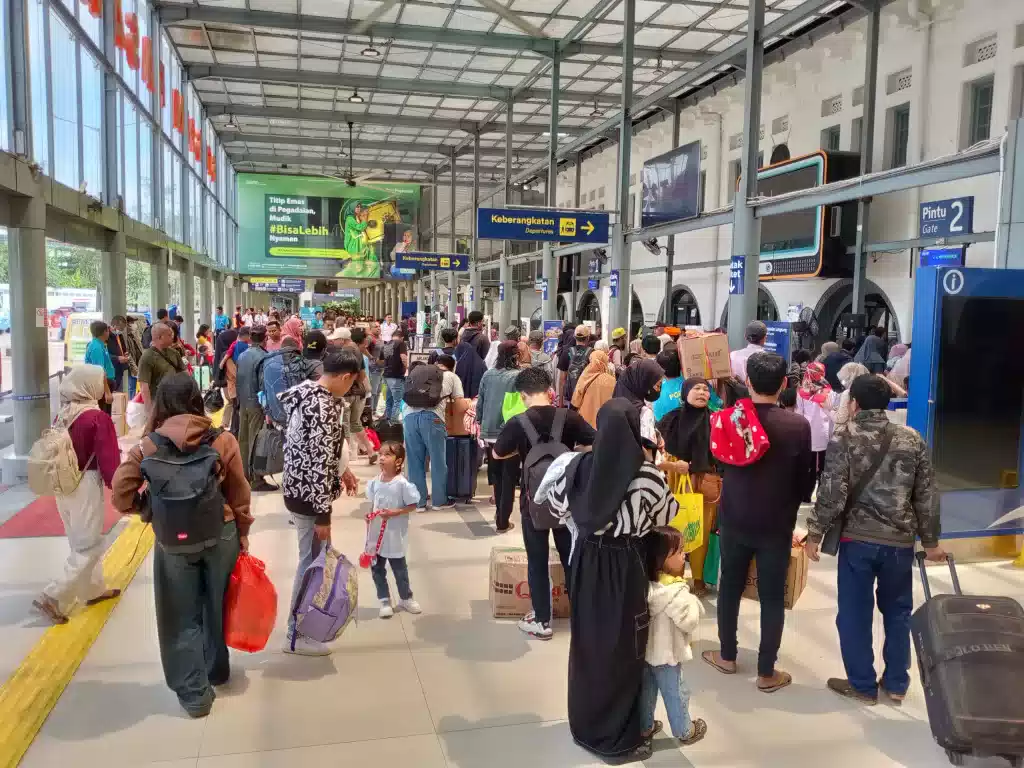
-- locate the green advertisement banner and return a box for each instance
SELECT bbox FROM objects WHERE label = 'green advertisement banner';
[237,174,421,279]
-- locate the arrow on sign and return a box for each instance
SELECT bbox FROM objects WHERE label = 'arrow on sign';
[581,221,595,236]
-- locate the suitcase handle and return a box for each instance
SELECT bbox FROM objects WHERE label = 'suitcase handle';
[915,551,961,601]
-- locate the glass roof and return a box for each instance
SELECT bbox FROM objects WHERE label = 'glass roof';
[160,0,852,182]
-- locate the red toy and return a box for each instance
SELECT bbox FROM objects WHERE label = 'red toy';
[710,398,771,467]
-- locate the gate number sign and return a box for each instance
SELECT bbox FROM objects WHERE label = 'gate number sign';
[919,196,974,239]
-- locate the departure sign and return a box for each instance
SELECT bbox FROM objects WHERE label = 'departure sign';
[919,196,974,238]
[394,251,469,272]
[476,207,609,243]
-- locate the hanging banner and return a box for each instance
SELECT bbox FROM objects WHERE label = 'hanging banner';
[728,255,745,295]
[609,270,619,299]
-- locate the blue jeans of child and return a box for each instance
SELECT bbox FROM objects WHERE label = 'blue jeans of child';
[370,556,413,601]
[837,539,915,697]
[641,663,693,738]
[369,371,383,415]
[384,377,405,422]
[404,409,448,507]
[287,512,322,637]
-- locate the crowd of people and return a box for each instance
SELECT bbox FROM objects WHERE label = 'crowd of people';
[34,303,943,761]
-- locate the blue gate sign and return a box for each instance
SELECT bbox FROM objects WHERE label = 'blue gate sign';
[728,255,745,295]
[541,278,549,301]
[499,282,505,301]
[763,321,792,364]
[609,270,619,298]
[920,246,966,268]
[588,278,600,290]
[919,196,974,238]
[394,251,468,271]
[477,207,610,243]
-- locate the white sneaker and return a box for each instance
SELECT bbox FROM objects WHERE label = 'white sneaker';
[517,611,553,640]
[283,634,332,656]
[379,600,394,619]
[398,598,422,614]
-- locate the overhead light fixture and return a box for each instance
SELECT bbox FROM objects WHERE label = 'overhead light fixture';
[361,37,381,58]
[653,56,665,76]
[541,131,569,138]
[223,114,238,131]
[348,89,365,104]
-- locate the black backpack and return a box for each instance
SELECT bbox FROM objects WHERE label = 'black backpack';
[564,346,593,402]
[404,364,443,408]
[140,432,226,550]
[519,409,569,530]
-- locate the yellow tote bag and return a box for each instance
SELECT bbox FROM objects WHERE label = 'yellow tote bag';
[669,475,704,554]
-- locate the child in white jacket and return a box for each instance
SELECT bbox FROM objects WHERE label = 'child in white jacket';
[641,526,708,746]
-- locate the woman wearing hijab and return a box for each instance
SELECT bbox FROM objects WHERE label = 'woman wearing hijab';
[571,349,616,428]
[889,345,911,389]
[282,316,305,346]
[853,327,888,373]
[657,377,721,596]
[794,362,838,497]
[886,343,908,373]
[33,365,124,624]
[835,361,906,427]
[536,399,678,761]
[613,358,665,444]
[815,340,839,363]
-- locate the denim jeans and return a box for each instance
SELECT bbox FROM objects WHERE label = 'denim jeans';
[128,375,138,400]
[717,526,791,677]
[370,555,413,602]
[837,540,915,697]
[641,663,693,739]
[404,409,448,507]
[153,521,240,715]
[520,494,572,623]
[287,512,323,637]
[384,377,405,422]
[369,371,384,416]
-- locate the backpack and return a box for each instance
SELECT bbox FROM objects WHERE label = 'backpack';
[564,346,593,402]
[139,432,226,549]
[251,423,284,476]
[519,409,569,530]
[404,363,443,408]
[27,419,89,497]
[709,397,771,466]
[260,350,314,426]
[290,546,358,648]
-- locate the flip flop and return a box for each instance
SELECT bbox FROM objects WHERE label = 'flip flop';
[33,598,69,625]
[86,589,122,606]
[641,720,663,739]
[680,718,708,746]
[757,671,793,693]
[702,650,737,675]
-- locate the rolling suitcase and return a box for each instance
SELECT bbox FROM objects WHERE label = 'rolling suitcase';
[445,436,480,502]
[912,551,1024,766]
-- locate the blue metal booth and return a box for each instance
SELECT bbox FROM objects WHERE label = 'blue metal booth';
[908,267,1024,545]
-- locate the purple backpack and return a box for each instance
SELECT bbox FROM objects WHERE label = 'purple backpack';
[290,546,358,649]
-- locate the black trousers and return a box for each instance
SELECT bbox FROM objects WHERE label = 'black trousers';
[520,494,572,623]
[716,526,791,678]
[488,448,520,531]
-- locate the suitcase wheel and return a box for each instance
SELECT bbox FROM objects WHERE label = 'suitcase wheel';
[946,750,965,766]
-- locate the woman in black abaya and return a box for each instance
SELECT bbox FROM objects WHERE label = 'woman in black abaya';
[540,398,679,761]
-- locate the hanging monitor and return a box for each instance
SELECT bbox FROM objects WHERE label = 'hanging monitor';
[640,140,701,228]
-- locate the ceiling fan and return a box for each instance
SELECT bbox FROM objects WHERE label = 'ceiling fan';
[316,121,438,187]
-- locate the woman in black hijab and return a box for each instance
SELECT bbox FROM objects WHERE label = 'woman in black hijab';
[546,398,678,761]
[612,358,664,446]
[657,377,721,596]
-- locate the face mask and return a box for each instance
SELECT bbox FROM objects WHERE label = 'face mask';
[644,387,661,403]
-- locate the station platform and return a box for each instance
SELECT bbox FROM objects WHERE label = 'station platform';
[0,455,1021,768]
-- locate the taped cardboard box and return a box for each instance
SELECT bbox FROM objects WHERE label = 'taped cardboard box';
[742,546,809,610]
[677,333,732,380]
[489,547,570,619]
[110,392,128,436]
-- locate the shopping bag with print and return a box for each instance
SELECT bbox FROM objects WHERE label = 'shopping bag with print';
[668,475,704,554]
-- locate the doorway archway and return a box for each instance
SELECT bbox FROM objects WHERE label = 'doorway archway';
[814,279,901,346]
[719,286,780,330]
[662,285,701,328]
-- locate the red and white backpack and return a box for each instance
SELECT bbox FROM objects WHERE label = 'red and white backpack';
[710,398,770,466]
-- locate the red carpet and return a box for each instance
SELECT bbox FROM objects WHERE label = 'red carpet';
[0,487,122,539]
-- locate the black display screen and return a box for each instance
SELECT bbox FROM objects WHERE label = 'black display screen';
[757,164,820,254]
[640,141,701,228]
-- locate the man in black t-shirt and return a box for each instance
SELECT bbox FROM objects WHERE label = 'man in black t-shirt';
[381,328,409,422]
[493,366,596,640]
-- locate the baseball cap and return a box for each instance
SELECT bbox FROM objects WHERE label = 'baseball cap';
[745,320,768,342]
[504,325,522,339]
[611,327,627,340]
[575,325,591,338]
[528,329,544,344]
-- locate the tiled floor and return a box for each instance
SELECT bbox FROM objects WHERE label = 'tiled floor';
[3,456,1023,768]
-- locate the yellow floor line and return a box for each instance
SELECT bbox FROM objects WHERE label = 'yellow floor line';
[0,519,154,768]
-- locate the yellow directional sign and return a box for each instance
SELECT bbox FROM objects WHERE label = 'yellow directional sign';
[581,220,595,236]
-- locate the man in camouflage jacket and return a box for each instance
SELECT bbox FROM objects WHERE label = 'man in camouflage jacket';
[806,374,945,704]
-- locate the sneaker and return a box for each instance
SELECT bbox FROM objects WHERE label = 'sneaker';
[379,600,394,619]
[283,634,332,656]
[398,598,422,614]
[416,506,428,513]
[435,501,457,510]
[517,611,553,640]
[827,677,877,704]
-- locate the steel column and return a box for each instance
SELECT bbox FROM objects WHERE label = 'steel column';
[726,0,765,351]
[470,131,481,312]
[183,259,196,344]
[664,99,681,324]
[448,147,458,321]
[542,52,560,323]
[610,0,635,333]
[153,249,170,311]
[103,0,120,207]
[498,96,513,328]
[200,267,214,331]
[571,153,582,320]
[9,0,31,156]
[996,118,1024,268]
[101,231,128,318]
[852,3,880,317]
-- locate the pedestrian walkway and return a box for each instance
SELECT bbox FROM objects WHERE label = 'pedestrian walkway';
[0,457,1020,767]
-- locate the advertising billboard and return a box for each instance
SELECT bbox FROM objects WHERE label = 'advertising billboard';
[640,140,701,228]
[237,174,421,279]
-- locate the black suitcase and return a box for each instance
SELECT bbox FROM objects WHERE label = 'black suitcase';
[445,436,481,502]
[911,551,1024,766]
[373,418,404,445]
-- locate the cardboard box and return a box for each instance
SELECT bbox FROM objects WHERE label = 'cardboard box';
[446,397,473,437]
[678,333,732,380]
[742,546,809,610]
[110,392,128,436]
[489,547,570,619]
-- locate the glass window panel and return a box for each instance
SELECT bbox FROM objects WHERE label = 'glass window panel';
[28,0,49,172]
[50,11,80,188]
[0,0,8,150]
[81,48,103,197]
[161,34,172,137]
[140,119,153,225]
[137,1,151,113]
[969,78,994,146]
[124,99,139,219]
[163,142,173,234]
[78,0,101,47]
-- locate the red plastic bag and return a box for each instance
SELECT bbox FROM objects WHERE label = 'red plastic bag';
[710,398,771,466]
[223,553,277,652]
[365,427,380,452]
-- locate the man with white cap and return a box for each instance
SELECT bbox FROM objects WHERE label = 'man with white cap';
[730,320,768,381]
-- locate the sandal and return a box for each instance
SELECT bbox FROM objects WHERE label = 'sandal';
[33,596,69,625]
[86,589,122,606]
[680,718,707,746]
[702,650,737,675]
[757,670,793,693]
[691,580,709,598]
[496,522,516,534]
[641,720,663,739]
